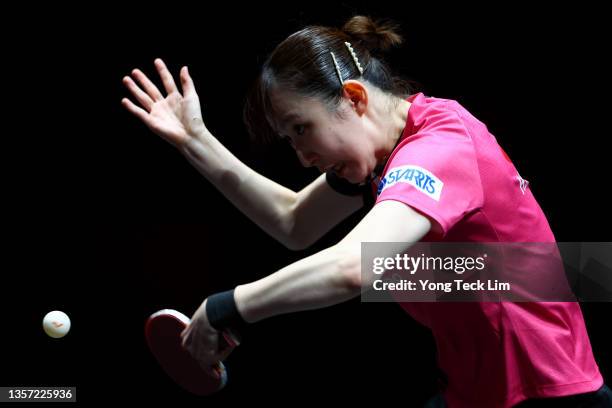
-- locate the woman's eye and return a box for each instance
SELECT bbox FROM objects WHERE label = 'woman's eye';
[281,134,294,146]
[294,124,305,136]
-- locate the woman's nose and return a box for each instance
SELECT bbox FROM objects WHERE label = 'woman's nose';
[296,149,319,167]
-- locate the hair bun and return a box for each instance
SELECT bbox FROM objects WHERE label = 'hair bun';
[342,15,403,53]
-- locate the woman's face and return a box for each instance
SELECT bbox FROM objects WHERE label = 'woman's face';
[270,88,378,184]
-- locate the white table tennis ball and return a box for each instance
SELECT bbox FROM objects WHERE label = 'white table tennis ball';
[42,310,71,338]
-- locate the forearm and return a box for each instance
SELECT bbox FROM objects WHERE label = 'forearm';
[179,131,298,247]
[233,244,361,323]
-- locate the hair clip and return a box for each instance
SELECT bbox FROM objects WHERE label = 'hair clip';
[330,51,344,85]
[344,42,364,75]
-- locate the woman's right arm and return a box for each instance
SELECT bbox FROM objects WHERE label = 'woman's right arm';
[182,138,363,249]
[122,59,362,250]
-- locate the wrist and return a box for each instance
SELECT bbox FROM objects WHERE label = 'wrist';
[180,128,214,154]
[233,284,257,323]
[205,289,248,333]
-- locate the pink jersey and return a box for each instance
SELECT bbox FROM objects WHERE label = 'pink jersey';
[374,93,603,407]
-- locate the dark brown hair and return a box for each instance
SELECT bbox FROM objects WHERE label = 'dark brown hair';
[243,15,413,144]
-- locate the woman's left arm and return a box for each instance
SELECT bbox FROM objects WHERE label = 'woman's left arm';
[182,200,431,372]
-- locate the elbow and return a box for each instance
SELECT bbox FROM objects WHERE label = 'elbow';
[283,237,309,251]
[278,204,313,251]
[275,194,310,251]
[284,234,320,251]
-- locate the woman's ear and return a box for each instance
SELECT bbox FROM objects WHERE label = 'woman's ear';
[341,80,368,115]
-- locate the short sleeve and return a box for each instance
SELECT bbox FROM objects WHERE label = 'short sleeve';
[375,123,483,237]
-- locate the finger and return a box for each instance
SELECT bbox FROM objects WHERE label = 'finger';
[121,98,149,122]
[122,76,154,111]
[180,326,192,349]
[131,68,164,101]
[215,343,235,362]
[213,331,237,361]
[211,362,224,379]
[154,58,179,95]
[222,329,241,347]
[194,340,213,361]
[198,360,221,380]
[180,66,196,97]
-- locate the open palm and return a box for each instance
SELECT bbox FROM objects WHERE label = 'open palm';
[122,58,207,147]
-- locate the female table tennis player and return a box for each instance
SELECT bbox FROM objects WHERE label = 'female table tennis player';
[122,15,611,407]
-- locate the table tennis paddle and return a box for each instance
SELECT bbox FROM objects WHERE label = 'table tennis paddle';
[145,309,239,395]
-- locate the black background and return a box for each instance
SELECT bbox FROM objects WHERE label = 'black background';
[2,2,610,406]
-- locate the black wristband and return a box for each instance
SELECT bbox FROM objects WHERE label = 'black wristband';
[326,171,369,196]
[206,289,247,332]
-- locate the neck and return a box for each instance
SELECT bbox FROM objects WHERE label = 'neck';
[374,97,412,167]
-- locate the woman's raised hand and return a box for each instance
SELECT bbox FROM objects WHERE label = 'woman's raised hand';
[122,58,208,147]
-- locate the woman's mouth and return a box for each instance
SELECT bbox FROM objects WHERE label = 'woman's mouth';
[320,162,345,173]
[332,162,345,173]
